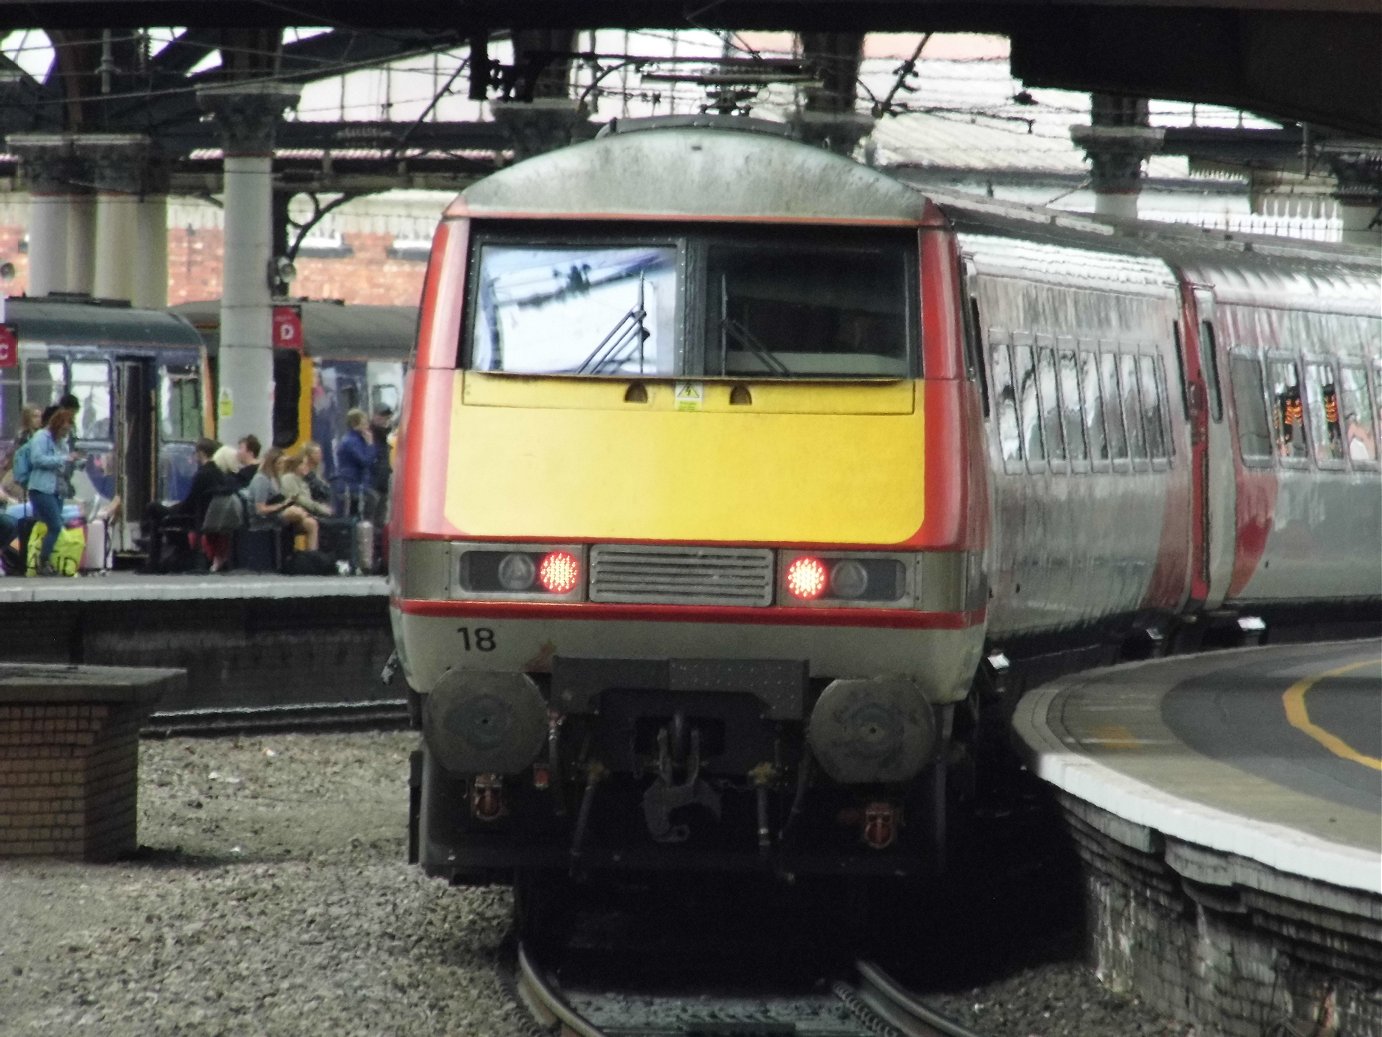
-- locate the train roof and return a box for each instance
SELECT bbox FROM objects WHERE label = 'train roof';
[929,187,1382,318]
[4,294,204,350]
[173,299,417,362]
[449,119,931,224]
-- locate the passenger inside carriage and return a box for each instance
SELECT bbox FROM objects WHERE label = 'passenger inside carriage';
[1274,385,1307,460]
[1345,412,1377,462]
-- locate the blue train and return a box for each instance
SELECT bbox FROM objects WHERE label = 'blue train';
[1,294,414,566]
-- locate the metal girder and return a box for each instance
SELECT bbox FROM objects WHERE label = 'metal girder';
[1009,8,1382,139]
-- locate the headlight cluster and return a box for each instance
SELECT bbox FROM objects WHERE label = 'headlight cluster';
[778,551,911,607]
[457,545,586,601]
[454,543,914,608]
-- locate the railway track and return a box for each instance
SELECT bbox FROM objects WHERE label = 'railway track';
[514,942,988,1037]
[143,699,410,736]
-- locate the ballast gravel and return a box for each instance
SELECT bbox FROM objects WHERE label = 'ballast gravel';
[0,732,1195,1037]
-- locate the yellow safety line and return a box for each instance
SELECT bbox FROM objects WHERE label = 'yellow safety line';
[1282,659,1382,771]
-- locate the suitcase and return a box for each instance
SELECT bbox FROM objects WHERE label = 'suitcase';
[81,517,110,572]
[354,518,375,574]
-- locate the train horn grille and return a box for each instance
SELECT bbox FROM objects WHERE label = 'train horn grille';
[589,545,775,607]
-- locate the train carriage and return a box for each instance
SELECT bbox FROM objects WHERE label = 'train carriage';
[0,294,207,559]
[390,117,1381,893]
[173,298,414,481]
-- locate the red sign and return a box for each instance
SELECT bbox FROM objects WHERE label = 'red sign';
[272,306,304,351]
[0,324,16,368]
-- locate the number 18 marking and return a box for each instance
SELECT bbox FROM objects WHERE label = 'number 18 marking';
[457,627,496,652]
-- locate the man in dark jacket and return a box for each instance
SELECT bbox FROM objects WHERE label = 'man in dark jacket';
[336,409,377,519]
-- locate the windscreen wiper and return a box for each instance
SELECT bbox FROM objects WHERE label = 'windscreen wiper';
[719,276,791,376]
[574,275,649,375]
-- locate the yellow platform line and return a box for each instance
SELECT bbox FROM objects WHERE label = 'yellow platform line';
[1282,660,1382,771]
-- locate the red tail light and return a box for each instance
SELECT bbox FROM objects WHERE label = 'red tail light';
[538,550,581,594]
[785,556,828,600]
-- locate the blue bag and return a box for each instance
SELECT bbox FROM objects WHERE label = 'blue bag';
[10,439,31,487]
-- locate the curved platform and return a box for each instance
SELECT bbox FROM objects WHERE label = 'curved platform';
[1012,639,1380,893]
[1012,639,1382,1037]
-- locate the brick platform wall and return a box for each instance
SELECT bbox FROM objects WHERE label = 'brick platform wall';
[0,703,142,861]
[1061,795,1382,1037]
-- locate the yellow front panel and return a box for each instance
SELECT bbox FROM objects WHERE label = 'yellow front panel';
[445,374,926,545]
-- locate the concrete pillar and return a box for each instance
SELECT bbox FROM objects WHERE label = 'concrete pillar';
[1327,152,1382,248]
[1070,95,1163,219]
[133,192,169,310]
[197,82,300,447]
[6,134,90,297]
[82,135,154,303]
[68,193,95,295]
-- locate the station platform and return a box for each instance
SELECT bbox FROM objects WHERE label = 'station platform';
[0,572,394,717]
[1012,639,1381,1036]
[1013,638,1380,892]
[0,570,387,603]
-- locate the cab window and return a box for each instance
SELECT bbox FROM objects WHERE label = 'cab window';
[471,242,678,376]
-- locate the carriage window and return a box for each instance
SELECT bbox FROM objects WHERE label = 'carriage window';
[1229,355,1273,461]
[1080,350,1107,464]
[23,358,64,410]
[371,383,400,416]
[1036,347,1064,461]
[1139,355,1167,460]
[1338,363,1377,464]
[1059,348,1087,462]
[1120,354,1148,461]
[1014,343,1044,463]
[1100,353,1128,461]
[159,364,202,443]
[708,237,910,378]
[1303,362,1344,464]
[1200,321,1223,422]
[0,368,19,453]
[1267,358,1308,461]
[992,337,1022,462]
[70,360,113,441]
[471,243,677,375]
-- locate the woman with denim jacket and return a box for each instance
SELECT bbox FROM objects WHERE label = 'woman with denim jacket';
[26,408,77,575]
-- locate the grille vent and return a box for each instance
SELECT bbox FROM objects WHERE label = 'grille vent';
[589,544,774,607]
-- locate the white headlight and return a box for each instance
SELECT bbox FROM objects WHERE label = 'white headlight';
[497,552,537,590]
[829,559,869,599]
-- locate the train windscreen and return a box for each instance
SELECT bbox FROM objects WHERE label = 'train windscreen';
[466,227,915,379]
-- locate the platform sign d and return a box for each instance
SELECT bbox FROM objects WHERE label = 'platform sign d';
[273,306,304,351]
[0,324,16,368]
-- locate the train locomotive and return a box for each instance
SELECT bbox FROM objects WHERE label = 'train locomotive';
[389,117,1381,888]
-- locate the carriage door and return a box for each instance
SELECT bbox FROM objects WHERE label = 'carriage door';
[117,360,154,543]
[1191,288,1235,609]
